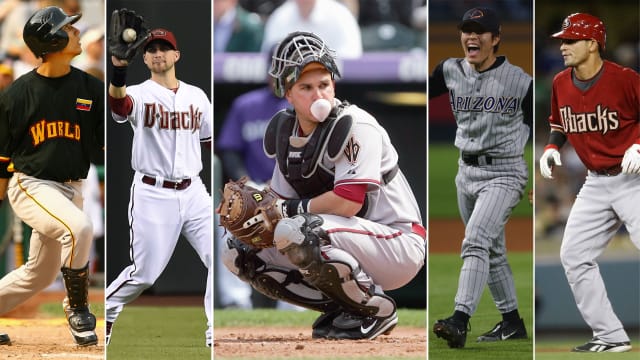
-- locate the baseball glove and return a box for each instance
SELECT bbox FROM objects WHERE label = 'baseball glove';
[218,177,283,249]
[108,8,150,62]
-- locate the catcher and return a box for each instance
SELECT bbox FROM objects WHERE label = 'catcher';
[219,31,426,340]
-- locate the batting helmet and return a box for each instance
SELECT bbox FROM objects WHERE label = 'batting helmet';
[23,6,81,58]
[269,31,341,98]
[552,13,606,51]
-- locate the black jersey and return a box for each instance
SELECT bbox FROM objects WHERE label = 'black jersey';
[0,67,104,181]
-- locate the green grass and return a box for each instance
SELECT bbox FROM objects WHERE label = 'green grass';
[429,252,533,359]
[214,308,426,329]
[105,306,211,359]
[429,143,534,218]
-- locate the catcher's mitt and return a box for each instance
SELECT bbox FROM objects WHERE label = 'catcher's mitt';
[218,178,283,249]
[108,8,150,62]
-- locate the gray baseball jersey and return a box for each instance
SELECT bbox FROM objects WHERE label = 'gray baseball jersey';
[431,56,532,316]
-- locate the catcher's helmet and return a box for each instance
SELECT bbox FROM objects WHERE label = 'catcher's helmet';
[552,13,606,51]
[23,6,81,58]
[269,31,341,98]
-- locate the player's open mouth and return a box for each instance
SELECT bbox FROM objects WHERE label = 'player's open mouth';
[467,45,480,56]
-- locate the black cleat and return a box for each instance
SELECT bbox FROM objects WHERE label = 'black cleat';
[0,333,10,345]
[327,311,397,340]
[64,301,98,346]
[572,338,631,353]
[476,318,527,342]
[433,316,468,348]
[311,310,342,339]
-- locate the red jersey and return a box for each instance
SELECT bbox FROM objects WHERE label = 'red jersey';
[549,60,640,171]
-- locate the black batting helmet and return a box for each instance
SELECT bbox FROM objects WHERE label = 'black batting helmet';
[269,31,341,98]
[23,6,81,58]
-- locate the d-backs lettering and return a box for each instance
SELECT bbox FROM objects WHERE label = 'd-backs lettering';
[30,119,80,146]
[559,104,619,135]
[143,103,202,132]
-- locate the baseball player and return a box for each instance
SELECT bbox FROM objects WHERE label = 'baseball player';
[221,31,426,340]
[0,6,103,346]
[429,7,532,348]
[539,13,639,353]
[104,14,213,347]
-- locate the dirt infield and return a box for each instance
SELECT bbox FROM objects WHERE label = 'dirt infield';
[0,290,105,359]
[214,327,426,359]
[429,218,533,253]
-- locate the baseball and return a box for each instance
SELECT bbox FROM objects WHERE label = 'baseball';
[122,28,137,43]
[310,98,332,122]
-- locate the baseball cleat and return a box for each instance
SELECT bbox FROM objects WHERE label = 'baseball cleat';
[0,333,10,345]
[64,303,98,346]
[433,316,468,348]
[326,311,397,340]
[476,318,527,342]
[572,338,632,353]
[311,310,342,339]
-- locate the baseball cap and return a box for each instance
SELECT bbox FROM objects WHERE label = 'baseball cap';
[144,28,178,51]
[458,7,501,34]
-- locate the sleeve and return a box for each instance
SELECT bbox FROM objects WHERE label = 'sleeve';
[548,76,564,133]
[429,60,448,99]
[200,93,212,142]
[521,80,533,128]
[0,95,12,178]
[108,95,134,117]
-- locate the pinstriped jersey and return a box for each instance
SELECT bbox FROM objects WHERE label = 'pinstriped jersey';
[439,56,531,157]
[111,79,212,180]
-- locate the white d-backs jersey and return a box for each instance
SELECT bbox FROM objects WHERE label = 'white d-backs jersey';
[112,79,212,179]
[270,100,422,228]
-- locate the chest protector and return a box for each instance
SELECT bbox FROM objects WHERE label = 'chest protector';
[264,102,352,198]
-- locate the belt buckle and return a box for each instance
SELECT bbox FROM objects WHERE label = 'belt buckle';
[173,180,180,189]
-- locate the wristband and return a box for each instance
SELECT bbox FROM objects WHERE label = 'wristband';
[283,199,311,217]
[548,131,566,149]
[111,65,128,87]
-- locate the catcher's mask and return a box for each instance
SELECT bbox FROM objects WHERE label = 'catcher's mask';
[23,6,81,58]
[269,31,341,98]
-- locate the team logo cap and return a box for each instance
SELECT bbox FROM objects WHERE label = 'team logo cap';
[144,28,178,51]
[458,7,501,34]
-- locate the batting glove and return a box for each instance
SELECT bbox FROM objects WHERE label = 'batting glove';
[539,145,562,179]
[621,143,640,174]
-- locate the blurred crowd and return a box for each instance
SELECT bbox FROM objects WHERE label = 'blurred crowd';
[214,0,427,55]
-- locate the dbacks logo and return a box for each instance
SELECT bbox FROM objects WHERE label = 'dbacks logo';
[559,105,619,135]
[29,119,80,147]
[344,136,360,164]
[143,103,202,132]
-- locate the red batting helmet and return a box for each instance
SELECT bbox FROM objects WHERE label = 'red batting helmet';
[552,13,606,51]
